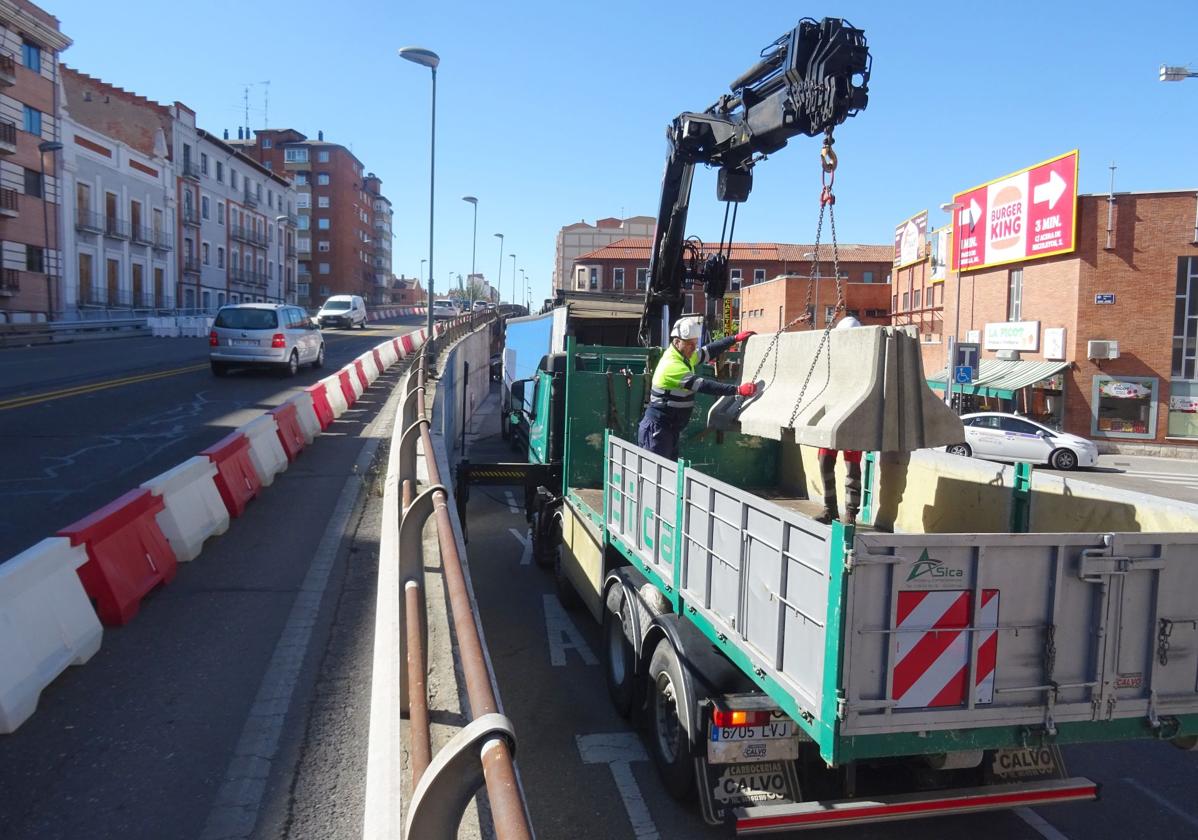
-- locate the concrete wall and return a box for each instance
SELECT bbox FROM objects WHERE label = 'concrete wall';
[436,324,494,463]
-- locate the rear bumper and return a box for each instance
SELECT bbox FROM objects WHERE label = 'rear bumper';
[735,777,1098,834]
[209,348,289,365]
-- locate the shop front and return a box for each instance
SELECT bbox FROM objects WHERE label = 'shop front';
[1090,375,1158,439]
[927,359,1069,428]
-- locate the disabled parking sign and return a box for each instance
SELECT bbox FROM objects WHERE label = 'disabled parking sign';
[955,365,974,384]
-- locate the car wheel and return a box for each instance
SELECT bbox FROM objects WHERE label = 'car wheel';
[1050,448,1078,471]
[647,638,696,800]
[312,343,325,368]
[602,587,636,718]
[947,442,972,457]
[211,361,229,377]
[284,350,299,377]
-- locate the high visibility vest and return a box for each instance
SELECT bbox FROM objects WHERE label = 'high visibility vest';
[646,346,700,426]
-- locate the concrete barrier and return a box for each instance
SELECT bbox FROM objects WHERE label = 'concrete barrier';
[323,374,350,418]
[240,414,288,487]
[0,538,103,733]
[140,456,230,562]
[270,402,307,462]
[58,488,178,626]
[200,431,262,517]
[289,391,321,443]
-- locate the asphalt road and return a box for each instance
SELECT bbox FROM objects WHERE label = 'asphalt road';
[0,325,413,840]
[462,430,1198,840]
[0,317,423,562]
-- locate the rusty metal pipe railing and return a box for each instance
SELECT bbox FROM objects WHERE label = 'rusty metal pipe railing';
[405,579,432,785]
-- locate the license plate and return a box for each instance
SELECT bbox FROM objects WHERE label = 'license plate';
[708,721,798,764]
[990,745,1065,781]
[231,339,258,347]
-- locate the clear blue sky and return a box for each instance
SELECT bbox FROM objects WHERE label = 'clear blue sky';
[50,0,1198,305]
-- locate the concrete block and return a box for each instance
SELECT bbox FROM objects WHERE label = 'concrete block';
[140,456,230,562]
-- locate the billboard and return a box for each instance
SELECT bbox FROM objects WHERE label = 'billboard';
[929,226,950,283]
[951,150,1078,272]
[894,210,928,269]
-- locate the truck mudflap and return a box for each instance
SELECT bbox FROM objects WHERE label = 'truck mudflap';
[733,777,1098,835]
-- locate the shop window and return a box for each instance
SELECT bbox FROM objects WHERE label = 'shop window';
[1007,268,1023,321]
[1168,381,1198,438]
[1092,375,1157,438]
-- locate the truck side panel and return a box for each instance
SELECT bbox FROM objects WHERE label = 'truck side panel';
[607,436,679,592]
[561,499,606,622]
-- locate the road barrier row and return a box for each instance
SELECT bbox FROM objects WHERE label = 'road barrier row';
[0,314,484,735]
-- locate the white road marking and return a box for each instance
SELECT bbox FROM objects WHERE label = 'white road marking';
[577,733,659,840]
[504,490,520,514]
[509,527,532,565]
[1014,807,1073,840]
[543,594,598,667]
[1121,777,1198,831]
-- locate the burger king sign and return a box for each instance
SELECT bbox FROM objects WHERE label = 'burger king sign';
[951,150,1078,272]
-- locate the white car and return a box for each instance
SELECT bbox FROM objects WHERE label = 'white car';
[209,303,325,377]
[946,412,1098,471]
[432,300,462,319]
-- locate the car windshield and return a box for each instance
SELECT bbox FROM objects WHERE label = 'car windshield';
[434,301,453,308]
[214,308,278,330]
[322,301,351,311]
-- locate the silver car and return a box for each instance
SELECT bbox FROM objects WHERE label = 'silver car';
[209,303,325,377]
[946,412,1099,470]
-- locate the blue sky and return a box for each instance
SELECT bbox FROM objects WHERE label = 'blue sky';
[50,0,1198,306]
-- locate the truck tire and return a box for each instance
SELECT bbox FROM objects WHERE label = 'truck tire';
[602,586,636,718]
[531,508,555,569]
[647,638,696,800]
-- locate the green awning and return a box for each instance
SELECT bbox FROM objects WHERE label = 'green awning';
[927,359,1068,400]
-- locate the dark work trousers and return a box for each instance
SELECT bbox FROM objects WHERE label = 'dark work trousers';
[638,414,681,461]
[817,448,862,516]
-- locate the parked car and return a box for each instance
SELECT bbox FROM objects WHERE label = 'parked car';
[316,294,368,329]
[946,411,1098,470]
[209,303,325,377]
[432,299,462,319]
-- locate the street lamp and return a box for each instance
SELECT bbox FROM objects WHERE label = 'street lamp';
[38,140,63,317]
[941,201,966,413]
[274,214,291,303]
[1160,64,1198,82]
[519,268,525,309]
[462,196,478,297]
[494,232,504,303]
[510,253,517,306]
[399,45,440,353]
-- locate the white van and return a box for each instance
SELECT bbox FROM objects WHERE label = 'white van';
[317,294,368,329]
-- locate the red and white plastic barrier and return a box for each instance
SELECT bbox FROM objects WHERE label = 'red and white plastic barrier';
[240,414,288,487]
[321,374,350,418]
[338,368,359,407]
[0,538,102,733]
[270,402,307,463]
[201,432,262,518]
[306,382,336,430]
[353,358,372,391]
[140,456,230,563]
[288,391,321,444]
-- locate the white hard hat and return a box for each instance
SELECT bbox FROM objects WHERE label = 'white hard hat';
[670,316,703,341]
[835,315,862,330]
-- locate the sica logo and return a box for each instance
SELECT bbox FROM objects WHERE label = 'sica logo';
[907,549,964,582]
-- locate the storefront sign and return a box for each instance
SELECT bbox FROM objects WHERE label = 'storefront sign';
[1101,380,1152,399]
[1170,395,1198,413]
[951,151,1079,272]
[894,210,928,269]
[966,330,981,344]
[984,321,1040,352]
[723,296,734,335]
[1044,327,1067,361]
[1095,293,1115,304]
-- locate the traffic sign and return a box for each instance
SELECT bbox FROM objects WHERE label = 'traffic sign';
[955,366,974,384]
[953,342,980,371]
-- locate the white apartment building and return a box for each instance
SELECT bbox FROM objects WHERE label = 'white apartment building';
[553,215,655,293]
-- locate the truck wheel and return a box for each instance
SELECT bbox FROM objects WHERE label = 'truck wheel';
[647,638,696,800]
[553,548,581,611]
[602,587,636,718]
[531,509,555,569]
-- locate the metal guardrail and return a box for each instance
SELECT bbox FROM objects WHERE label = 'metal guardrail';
[392,313,533,840]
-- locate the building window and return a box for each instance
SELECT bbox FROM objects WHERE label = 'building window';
[297,216,310,230]
[22,105,41,136]
[589,267,598,290]
[317,196,330,208]
[576,267,586,290]
[262,138,273,149]
[318,241,330,252]
[892,294,898,313]
[216,162,223,182]
[1093,376,1158,439]
[1007,268,1023,321]
[200,153,209,175]
[613,267,624,290]
[913,289,922,309]
[217,246,225,268]
[26,245,44,273]
[901,291,909,310]
[863,271,874,283]
[319,262,331,274]
[636,268,649,290]
[202,242,210,264]
[318,150,330,163]
[753,268,766,284]
[824,305,835,326]
[21,41,40,72]
[264,161,272,170]
[730,268,742,290]
[295,173,308,186]
[317,218,330,230]
[296,194,310,209]
[316,173,330,186]
[217,202,225,224]
[23,167,41,198]
[230,171,238,190]
[201,196,210,219]
[284,147,309,163]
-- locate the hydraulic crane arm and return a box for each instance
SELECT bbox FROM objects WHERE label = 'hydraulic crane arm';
[639,17,871,347]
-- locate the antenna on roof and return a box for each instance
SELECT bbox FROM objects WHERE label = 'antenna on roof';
[259,80,270,130]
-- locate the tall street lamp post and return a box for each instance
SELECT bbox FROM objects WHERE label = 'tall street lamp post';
[941,201,966,413]
[462,196,478,300]
[399,45,440,353]
[509,253,517,307]
[39,140,63,317]
[493,232,504,303]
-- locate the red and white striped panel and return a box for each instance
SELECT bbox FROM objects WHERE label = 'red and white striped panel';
[892,589,998,709]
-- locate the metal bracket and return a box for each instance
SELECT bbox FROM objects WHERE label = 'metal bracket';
[404,713,518,840]
[402,384,425,431]
[1078,551,1164,581]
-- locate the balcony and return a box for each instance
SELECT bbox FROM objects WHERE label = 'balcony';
[0,186,17,218]
[131,224,154,245]
[0,120,15,155]
[152,231,173,251]
[297,241,311,256]
[182,207,200,227]
[181,158,201,181]
[0,52,14,87]
[76,210,104,233]
[244,186,258,207]
[230,265,268,287]
[285,244,297,258]
[182,255,201,275]
[0,267,17,295]
[230,224,261,245]
[104,217,131,240]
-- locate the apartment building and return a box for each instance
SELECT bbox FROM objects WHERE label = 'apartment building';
[0,0,70,322]
[365,173,393,304]
[553,215,655,294]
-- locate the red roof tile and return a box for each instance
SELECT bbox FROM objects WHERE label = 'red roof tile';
[576,237,892,263]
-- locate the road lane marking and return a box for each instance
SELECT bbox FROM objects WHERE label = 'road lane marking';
[1014,807,1073,840]
[509,528,532,565]
[1121,777,1198,831]
[577,734,659,839]
[0,362,210,411]
[504,491,520,514]
[543,594,598,667]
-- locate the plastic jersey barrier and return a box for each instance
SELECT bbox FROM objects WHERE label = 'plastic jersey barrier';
[140,456,230,562]
[306,382,336,429]
[0,537,103,733]
[358,354,380,386]
[401,334,415,356]
[200,431,262,517]
[392,337,407,360]
[338,369,358,407]
[270,402,307,462]
[354,358,371,390]
[240,414,289,486]
[346,364,366,400]
[372,347,388,374]
[289,391,321,444]
[323,374,349,417]
[58,488,178,626]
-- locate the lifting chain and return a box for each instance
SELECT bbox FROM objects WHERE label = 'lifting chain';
[1043,623,1057,679]
[1158,618,1174,667]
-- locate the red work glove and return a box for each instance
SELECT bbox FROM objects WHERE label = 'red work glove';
[737,382,757,398]
[735,330,756,343]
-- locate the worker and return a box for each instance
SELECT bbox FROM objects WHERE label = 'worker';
[638,316,757,460]
[815,314,863,526]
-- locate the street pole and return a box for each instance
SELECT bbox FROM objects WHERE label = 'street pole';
[39,141,63,318]
[399,46,440,357]
[510,253,517,308]
[462,196,477,301]
[941,201,966,414]
[494,232,504,304]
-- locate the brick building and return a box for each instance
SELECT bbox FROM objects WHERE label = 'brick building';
[0,0,71,322]
[928,189,1198,455]
[554,215,654,294]
[234,129,392,308]
[740,275,894,333]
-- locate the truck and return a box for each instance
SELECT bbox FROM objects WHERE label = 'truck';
[456,17,1198,833]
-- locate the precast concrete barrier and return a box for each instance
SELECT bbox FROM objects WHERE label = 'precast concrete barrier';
[288,391,321,444]
[0,538,102,733]
[58,488,178,626]
[270,402,307,462]
[140,456,230,562]
[322,374,350,418]
[200,432,262,517]
[305,382,335,430]
[240,414,289,487]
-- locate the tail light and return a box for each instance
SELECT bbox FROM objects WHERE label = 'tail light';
[271,333,287,348]
[712,708,772,728]
[209,330,218,347]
